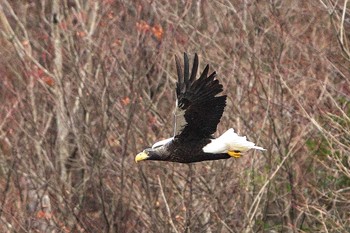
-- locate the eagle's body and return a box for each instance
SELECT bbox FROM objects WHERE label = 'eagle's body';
[146,137,230,163]
[135,53,264,163]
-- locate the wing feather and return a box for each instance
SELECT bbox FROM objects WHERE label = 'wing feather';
[189,54,198,83]
[174,53,227,140]
[183,53,189,86]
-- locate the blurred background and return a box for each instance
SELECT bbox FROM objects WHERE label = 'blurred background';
[0,0,349,232]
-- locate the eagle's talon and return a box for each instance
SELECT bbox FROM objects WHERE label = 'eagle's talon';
[228,151,241,158]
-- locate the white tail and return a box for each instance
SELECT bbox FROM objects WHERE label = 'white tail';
[203,128,265,153]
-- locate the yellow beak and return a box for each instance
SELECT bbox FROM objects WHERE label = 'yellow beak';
[135,151,149,162]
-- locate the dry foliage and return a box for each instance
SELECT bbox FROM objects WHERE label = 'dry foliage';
[0,0,349,232]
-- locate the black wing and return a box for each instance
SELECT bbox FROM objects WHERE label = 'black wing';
[174,53,227,140]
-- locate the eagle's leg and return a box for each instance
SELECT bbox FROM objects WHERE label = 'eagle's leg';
[228,150,241,158]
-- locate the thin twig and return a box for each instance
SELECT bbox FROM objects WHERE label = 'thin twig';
[158,175,179,233]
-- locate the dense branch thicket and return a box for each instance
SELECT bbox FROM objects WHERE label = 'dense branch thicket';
[0,0,349,232]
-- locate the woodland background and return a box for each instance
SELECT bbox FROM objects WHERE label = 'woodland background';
[0,0,349,232]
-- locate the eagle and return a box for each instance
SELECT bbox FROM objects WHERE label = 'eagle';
[135,53,265,163]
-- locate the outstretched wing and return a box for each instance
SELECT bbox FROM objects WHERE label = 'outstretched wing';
[174,53,227,140]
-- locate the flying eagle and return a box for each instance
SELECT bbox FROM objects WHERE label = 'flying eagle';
[135,53,265,163]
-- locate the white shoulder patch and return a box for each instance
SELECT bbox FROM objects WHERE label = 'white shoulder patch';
[152,137,174,149]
